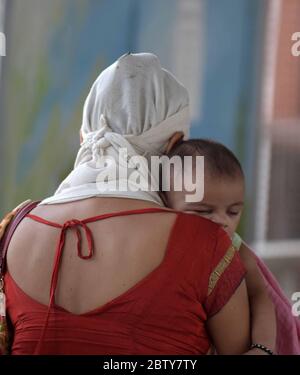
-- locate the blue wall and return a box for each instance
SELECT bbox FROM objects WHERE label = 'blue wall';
[192,0,261,174]
[0,0,263,240]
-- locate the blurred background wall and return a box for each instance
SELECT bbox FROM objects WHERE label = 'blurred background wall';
[0,0,299,298]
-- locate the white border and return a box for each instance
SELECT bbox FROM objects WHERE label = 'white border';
[0,0,6,74]
[254,0,282,245]
[254,240,300,259]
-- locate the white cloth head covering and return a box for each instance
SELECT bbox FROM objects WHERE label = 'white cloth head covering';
[40,52,190,206]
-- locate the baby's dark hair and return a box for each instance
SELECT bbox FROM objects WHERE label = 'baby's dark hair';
[167,138,244,179]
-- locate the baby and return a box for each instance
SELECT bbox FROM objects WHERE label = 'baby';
[165,139,244,240]
[162,138,277,355]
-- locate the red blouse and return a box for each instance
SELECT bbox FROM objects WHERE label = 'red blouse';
[4,208,246,355]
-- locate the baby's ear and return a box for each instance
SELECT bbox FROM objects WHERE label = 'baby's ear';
[165,131,184,154]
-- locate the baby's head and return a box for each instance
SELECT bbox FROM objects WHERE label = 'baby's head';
[164,139,245,237]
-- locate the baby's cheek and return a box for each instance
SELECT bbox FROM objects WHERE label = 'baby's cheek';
[230,217,241,235]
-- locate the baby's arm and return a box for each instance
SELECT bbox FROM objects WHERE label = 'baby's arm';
[239,242,277,354]
[204,228,251,354]
[207,280,250,354]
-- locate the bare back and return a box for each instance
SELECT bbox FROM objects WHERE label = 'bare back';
[6,197,177,315]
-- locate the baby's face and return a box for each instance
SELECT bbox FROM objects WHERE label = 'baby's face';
[166,172,245,238]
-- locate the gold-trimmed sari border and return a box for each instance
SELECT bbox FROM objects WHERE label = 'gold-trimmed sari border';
[208,245,236,296]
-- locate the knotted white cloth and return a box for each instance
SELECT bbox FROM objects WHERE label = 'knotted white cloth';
[40,52,190,206]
